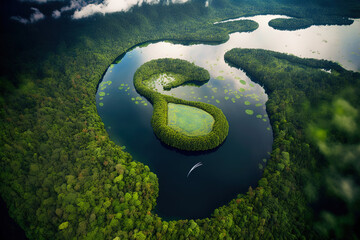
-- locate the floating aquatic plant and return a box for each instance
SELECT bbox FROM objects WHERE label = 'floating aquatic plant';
[245,109,254,115]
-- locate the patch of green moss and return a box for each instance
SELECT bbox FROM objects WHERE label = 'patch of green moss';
[168,103,214,136]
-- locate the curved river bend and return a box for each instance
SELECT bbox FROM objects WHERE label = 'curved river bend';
[96,15,360,220]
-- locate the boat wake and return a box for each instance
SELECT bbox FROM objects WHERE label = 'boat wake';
[187,162,203,177]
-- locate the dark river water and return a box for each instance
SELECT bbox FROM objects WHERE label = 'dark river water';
[96,15,360,220]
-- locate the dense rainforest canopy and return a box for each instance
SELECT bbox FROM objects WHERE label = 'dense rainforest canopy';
[0,0,360,239]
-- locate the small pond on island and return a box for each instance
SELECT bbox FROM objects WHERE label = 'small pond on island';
[96,15,360,220]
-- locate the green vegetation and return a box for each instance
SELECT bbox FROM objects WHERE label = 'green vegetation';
[269,14,354,30]
[245,109,254,115]
[168,103,214,136]
[225,47,360,239]
[1,0,360,239]
[138,58,211,91]
[133,58,229,151]
[269,18,314,30]
[215,19,259,34]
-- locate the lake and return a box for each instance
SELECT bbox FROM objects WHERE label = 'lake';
[96,15,360,220]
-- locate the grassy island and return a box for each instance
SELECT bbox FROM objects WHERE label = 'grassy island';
[133,58,229,151]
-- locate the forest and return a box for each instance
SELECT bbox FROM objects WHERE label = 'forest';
[0,0,360,239]
[268,15,354,31]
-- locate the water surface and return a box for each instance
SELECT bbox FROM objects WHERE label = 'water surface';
[96,15,360,220]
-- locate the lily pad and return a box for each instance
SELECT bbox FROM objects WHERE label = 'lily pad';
[245,109,254,115]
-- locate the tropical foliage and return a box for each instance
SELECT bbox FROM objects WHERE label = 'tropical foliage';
[268,16,353,31]
[133,58,229,151]
[225,48,360,239]
[0,0,360,239]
